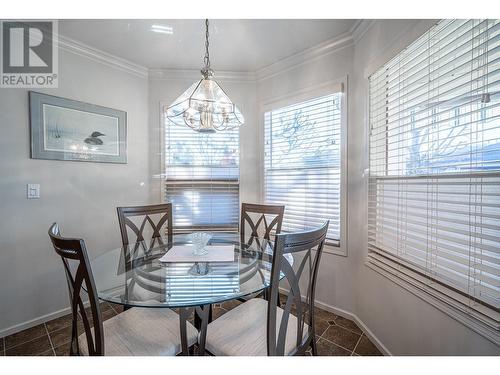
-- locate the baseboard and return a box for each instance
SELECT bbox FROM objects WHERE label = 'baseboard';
[313,299,392,356]
[0,307,68,338]
[278,286,391,356]
[0,302,89,339]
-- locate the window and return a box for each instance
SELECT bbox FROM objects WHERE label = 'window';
[264,89,345,249]
[163,113,239,231]
[368,19,500,335]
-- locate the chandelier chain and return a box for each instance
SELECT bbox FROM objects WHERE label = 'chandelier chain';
[204,19,210,69]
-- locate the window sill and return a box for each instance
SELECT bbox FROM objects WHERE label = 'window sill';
[365,254,500,346]
[323,243,347,257]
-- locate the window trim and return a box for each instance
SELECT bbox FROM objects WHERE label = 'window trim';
[159,101,168,202]
[364,20,500,345]
[259,77,348,256]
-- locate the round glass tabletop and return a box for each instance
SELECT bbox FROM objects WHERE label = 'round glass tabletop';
[89,232,288,308]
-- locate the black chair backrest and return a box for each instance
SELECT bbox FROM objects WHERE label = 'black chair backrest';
[48,223,104,356]
[116,203,173,248]
[266,221,329,356]
[240,203,285,241]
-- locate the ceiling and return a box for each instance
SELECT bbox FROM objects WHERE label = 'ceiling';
[58,19,357,72]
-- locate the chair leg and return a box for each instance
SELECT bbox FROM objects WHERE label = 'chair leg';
[69,322,80,355]
[311,336,318,356]
[264,288,281,307]
[179,307,191,355]
[69,339,79,356]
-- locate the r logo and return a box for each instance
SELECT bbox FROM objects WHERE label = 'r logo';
[1,20,58,88]
[2,21,53,73]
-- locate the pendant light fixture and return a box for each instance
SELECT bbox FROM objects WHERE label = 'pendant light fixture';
[166,19,244,133]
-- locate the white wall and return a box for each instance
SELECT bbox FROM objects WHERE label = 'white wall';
[148,73,260,205]
[350,19,500,355]
[0,49,150,334]
[257,45,356,314]
[256,20,499,355]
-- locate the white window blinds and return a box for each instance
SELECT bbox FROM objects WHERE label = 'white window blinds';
[368,19,500,328]
[264,92,343,245]
[164,113,239,231]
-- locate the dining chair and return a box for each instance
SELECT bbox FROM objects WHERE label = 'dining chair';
[48,223,197,356]
[240,203,285,242]
[202,221,329,356]
[238,203,285,303]
[117,203,173,249]
[116,203,174,310]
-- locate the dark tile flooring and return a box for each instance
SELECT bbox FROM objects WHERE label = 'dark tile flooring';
[1,300,382,356]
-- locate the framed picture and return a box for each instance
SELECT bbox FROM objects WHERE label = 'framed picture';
[29,92,127,163]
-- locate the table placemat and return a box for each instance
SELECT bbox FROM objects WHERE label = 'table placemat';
[159,245,235,262]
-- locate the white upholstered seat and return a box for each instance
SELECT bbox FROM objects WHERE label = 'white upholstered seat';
[78,307,198,356]
[205,298,309,356]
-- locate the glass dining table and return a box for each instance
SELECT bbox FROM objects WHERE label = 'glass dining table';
[88,231,288,355]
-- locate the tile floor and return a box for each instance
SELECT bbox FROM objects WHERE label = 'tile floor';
[1,299,382,356]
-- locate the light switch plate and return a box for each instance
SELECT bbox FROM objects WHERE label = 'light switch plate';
[27,184,40,199]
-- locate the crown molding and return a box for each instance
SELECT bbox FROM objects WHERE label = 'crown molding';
[255,32,354,82]
[148,68,256,82]
[57,34,149,78]
[350,19,377,43]
[56,20,374,83]
[348,19,363,36]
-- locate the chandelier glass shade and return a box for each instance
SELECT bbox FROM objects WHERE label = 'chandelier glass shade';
[166,20,244,133]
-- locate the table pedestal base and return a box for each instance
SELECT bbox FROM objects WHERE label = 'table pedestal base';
[179,304,210,355]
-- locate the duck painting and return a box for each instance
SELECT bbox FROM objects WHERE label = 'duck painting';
[84,131,105,145]
[52,124,61,139]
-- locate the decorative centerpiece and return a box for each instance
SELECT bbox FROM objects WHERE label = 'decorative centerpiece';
[188,232,212,256]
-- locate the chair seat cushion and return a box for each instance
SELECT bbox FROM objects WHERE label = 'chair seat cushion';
[205,298,309,356]
[78,307,197,356]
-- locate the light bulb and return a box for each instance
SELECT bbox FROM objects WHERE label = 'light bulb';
[199,111,216,133]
